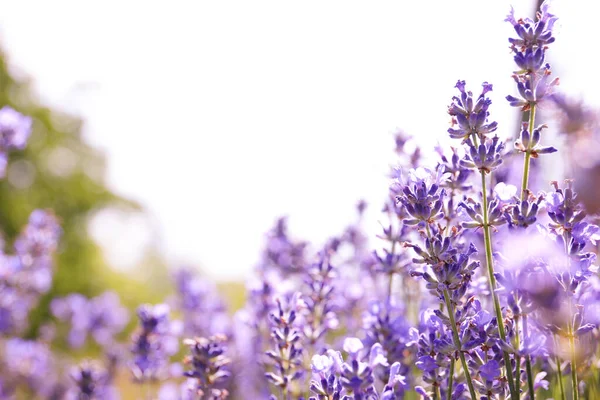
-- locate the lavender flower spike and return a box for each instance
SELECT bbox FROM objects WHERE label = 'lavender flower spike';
[0,106,32,177]
[183,335,231,400]
[130,303,179,383]
[447,81,498,141]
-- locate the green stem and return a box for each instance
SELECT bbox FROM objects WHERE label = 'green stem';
[520,105,536,200]
[443,289,478,400]
[554,335,566,400]
[556,358,566,400]
[569,333,579,400]
[561,232,579,400]
[447,358,455,400]
[523,314,536,400]
[514,315,522,399]
[480,171,519,399]
[434,383,441,400]
[568,303,579,400]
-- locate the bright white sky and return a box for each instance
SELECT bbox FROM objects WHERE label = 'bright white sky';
[1,0,599,280]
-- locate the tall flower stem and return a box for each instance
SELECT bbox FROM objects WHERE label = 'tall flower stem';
[514,315,522,399]
[443,289,478,400]
[520,105,537,200]
[569,332,579,400]
[434,383,441,400]
[562,231,579,400]
[568,303,579,400]
[518,104,538,399]
[523,314,536,400]
[480,171,519,399]
[553,335,566,400]
[447,358,455,400]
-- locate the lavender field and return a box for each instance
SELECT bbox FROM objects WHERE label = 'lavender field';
[1,1,600,399]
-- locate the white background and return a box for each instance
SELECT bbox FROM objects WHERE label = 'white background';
[1,0,599,279]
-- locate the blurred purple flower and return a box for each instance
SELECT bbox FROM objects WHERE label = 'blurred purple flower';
[66,360,118,400]
[130,304,180,382]
[0,106,32,177]
[172,268,231,337]
[1,338,57,397]
[51,291,129,348]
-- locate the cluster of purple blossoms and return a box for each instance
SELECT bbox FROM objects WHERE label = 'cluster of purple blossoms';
[51,291,129,348]
[309,338,406,400]
[130,303,181,383]
[183,335,232,400]
[65,360,119,400]
[0,338,58,398]
[505,2,559,111]
[0,106,32,177]
[172,268,231,337]
[0,208,61,335]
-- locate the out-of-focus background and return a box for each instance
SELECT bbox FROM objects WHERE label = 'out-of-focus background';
[0,0,599,320]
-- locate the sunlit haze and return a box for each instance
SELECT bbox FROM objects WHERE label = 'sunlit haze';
[1,0,599,280]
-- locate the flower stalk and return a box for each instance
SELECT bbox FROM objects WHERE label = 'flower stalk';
[523,314,536,400]
[443,288,478,400]
[520,105,537,200]
[480,170,519,399]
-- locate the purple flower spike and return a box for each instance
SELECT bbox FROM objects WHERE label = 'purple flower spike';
[0,106,32,178]
[448,81,498,141]
[183,335,231,399]
[67,360,117,400]
[0,106,32,150]
[130,304,179,383]
[506,1,557,50]
[460,135,505,174]
[51,291,129,348]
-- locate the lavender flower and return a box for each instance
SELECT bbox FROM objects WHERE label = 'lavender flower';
[506,1,559,111]
[183,335,231,400]
[475,360,505,399]
[66,360,118,400]
[130,304,180,382]
[0,106,32,177]
[263,217,308,275]
[335,338,388,399]
[447,81,498,141]
[264,295,305,396]
[309,351,343,400]
[12,209,61,293]
[460,136,505,174]
[301,252,339,346]
[362,300,413,377]
[0,209,61,335]
[51,291,129,348]
[505,1,557,50]
[394,167,447,227]
[172,268,231,337]
[0,338,57,397]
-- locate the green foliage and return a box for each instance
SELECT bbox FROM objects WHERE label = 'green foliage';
[0,48,166,334]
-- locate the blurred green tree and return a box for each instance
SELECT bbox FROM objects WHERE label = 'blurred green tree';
[0,48,168,335]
